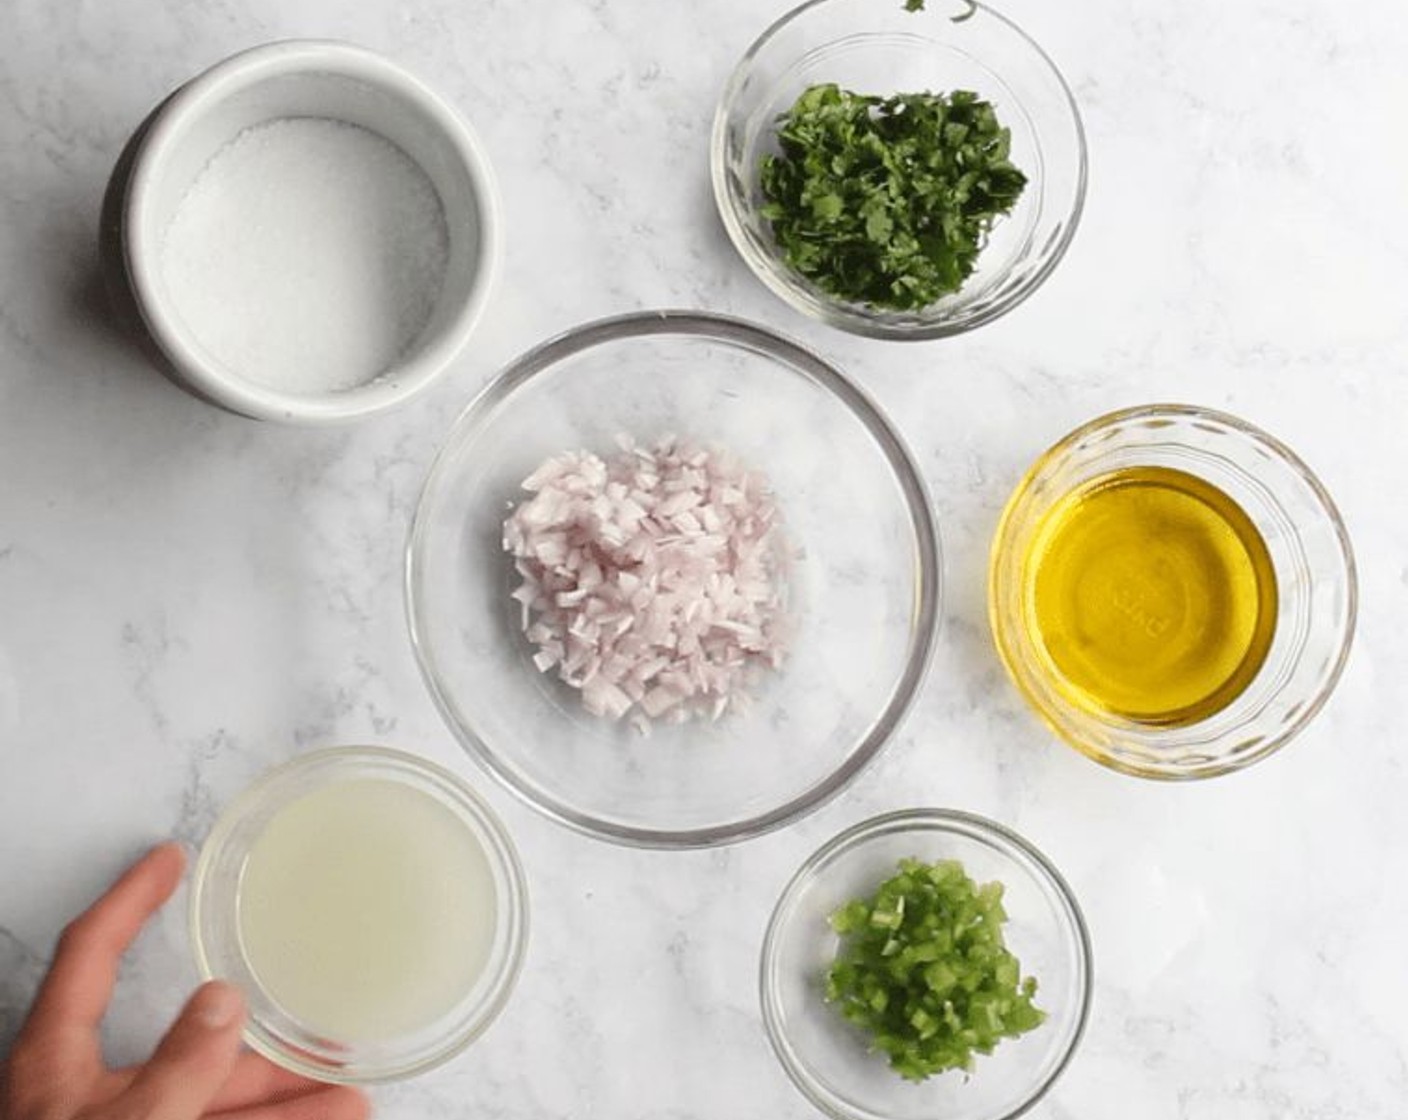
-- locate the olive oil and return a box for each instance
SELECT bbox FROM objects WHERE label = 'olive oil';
[1023,466,1276,725]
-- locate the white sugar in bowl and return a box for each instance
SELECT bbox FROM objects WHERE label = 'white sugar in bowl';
[101,40,500,424]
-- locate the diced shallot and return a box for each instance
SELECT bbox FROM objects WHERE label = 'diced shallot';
[502,435,790,730]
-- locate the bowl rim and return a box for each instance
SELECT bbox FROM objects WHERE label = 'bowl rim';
[987,402,1360,780]
[759,807,1094,1120]
[123,39,501,423]
[405,308,943,849]
[709,0,1089,341]
[188,744,530,1083]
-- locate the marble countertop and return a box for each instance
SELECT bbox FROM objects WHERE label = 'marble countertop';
[3,0,1406,1116]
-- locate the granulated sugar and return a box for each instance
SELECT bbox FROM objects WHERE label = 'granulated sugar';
[161,117,449,394]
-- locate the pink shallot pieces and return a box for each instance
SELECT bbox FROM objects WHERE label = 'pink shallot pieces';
[503,435,790,730]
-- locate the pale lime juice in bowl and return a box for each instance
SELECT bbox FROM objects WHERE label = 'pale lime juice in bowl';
[191,747,528,1083]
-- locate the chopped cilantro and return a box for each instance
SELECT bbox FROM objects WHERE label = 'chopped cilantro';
[903,0,979,23]
[758,85,1027,311]
[824,858,1045,1081]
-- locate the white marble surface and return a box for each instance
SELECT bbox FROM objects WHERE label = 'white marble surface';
[2,0,1407,1116]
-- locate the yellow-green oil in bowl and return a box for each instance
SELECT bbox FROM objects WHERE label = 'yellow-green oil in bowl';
[1021,466,1277,725]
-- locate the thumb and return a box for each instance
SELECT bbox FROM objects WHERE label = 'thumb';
[115,981,246,1120]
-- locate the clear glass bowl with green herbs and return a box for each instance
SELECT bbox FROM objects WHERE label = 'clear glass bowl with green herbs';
[712,0,1086,340]
[761,809,1091,1120]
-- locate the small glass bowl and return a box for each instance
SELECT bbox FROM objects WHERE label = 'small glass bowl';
[761,809,1092,1120]
[711,0,1086,340]
[989,404,1357,779]
[407,311,940,848]
[190,747,529,1083]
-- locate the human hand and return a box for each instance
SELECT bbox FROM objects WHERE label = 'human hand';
[0,843,369,1120]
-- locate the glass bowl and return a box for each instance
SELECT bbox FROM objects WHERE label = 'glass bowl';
[989,404,1357,779]
[406,311,940,847]
[711,0,1086,340]
[761,809,1092,1120]
[190,747,528,1083]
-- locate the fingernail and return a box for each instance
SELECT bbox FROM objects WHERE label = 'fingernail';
[193,982,244,1030]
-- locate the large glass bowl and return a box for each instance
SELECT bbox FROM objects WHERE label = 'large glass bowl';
[761,809,1092,1120]
[989,404,1357,779]
[406,311,940,847]
[712,0,1087,340]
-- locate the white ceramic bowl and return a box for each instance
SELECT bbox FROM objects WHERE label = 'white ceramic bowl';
[102,40,499,423]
